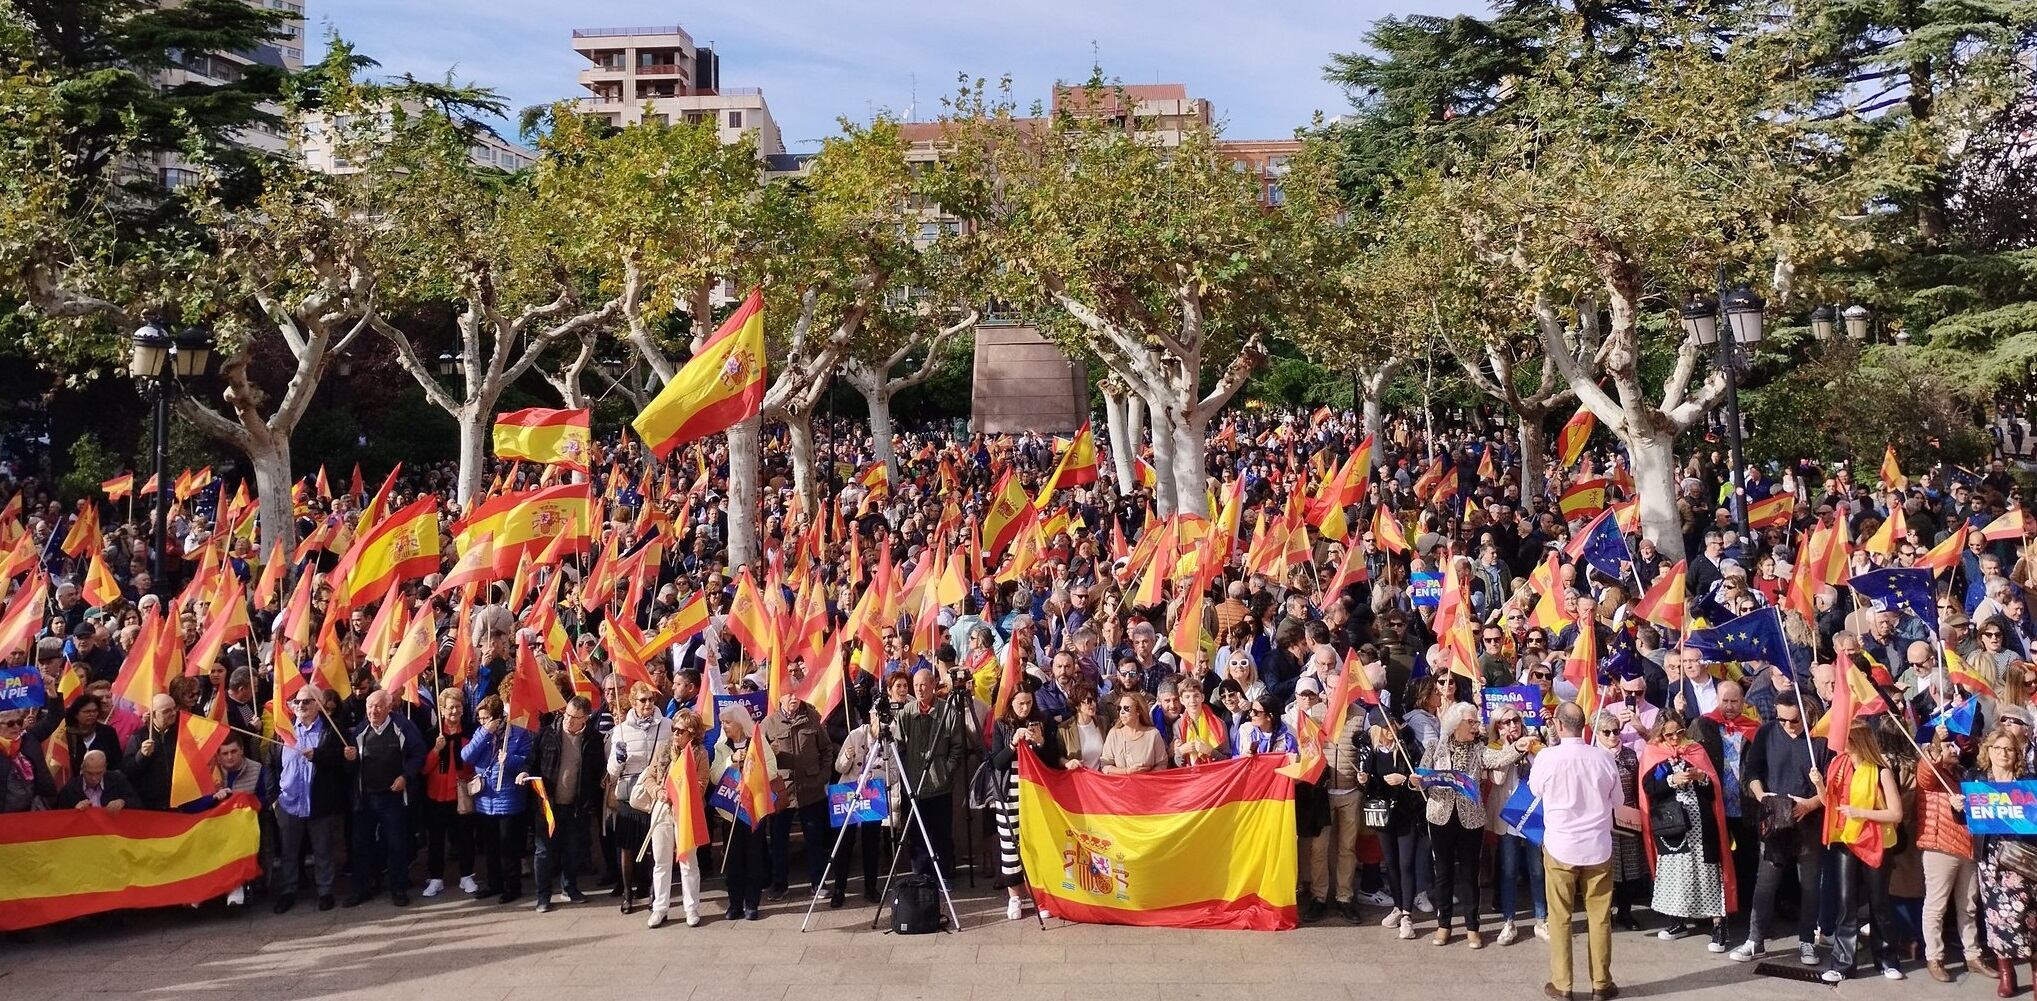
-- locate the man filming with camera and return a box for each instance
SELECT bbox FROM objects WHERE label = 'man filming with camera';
[894,666,966,879]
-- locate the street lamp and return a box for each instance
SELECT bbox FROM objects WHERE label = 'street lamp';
[1843,304,1873,342]
[1810,305,1835,341]
[129,320,213,596]
[1680,273,1764,539]
[436,352,462,378]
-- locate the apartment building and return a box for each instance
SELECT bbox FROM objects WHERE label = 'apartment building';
[298,104,538,175]
[154,0,308,188]
[570,25,785,157]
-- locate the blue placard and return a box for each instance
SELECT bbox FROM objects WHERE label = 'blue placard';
[1409,572,1443,608]
[1962,780,2037,835]
[827,777,889,827]
[0,664,46,712]
[707,763,744,818]
[703,691,768,753]
[1479,685,1545,729]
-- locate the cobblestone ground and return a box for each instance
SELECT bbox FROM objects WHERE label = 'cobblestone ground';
[0,871,2006,1001]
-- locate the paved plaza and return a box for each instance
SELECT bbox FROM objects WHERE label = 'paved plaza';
[0,877,2007,1001]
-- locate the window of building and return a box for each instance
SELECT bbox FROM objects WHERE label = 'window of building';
[727,110,743,128]
[161,167,201,189]
[1266,182,1285,206]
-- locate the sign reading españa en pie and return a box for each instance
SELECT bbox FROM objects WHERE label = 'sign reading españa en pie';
[1015,745,1297,931]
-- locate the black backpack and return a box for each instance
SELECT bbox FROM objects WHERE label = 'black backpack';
[889,874,944,934]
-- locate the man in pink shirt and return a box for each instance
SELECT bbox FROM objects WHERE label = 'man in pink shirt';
[1528,701,1623,1001]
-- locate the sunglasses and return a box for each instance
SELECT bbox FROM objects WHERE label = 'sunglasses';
[289,698,317,706]
[1528,672,1552,680]
[1249,709,1270,717]
[1596,728,1619,735]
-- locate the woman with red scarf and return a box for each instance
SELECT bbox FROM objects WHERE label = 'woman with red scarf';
[1817,716,1906,983]
[1638,711,1738,951]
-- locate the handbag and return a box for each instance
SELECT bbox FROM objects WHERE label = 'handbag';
[966,759,1001,811]
[1650,793,1691,843]
[1362,796,1392,829]
[1997,840,2037,881]
[457,776,478,815]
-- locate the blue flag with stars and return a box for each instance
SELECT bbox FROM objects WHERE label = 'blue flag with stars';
[1850,567,1937,634]
[1683,606,1791,671]
[1576,509,1631,580]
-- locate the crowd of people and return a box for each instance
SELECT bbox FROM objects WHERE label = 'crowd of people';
[2,408,2036,1001]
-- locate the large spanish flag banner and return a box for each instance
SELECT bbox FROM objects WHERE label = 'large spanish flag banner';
[633,288,767,459]
[493,407,593,472]
[0,794,261,930]
[1017,745,1296,931]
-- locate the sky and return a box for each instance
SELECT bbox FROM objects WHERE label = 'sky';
[312,0,1479,150]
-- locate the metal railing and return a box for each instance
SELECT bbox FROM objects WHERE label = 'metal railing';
[572,26,686,38]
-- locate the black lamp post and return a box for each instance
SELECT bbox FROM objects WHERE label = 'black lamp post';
[1680,272,1765,539]
[129,320,213,595]
[1811,303,1875,343]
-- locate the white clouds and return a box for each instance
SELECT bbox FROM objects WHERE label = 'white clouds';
[313,0,1480,145]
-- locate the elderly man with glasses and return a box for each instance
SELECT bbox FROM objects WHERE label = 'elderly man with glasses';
[265,685,350,913]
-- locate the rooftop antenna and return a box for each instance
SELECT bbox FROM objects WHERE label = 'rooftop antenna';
[908,72,917,122]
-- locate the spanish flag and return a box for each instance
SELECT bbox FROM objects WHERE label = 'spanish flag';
[1558,478,1610,521]
[666,743,712,854]
[453,484,594,577]
[101,473,134,501]
[169,711,230,809]
[494,407,593,471]
[82,551,123,608]
[1747,492,1795,530]
[328,496,441,612]
[59,502,100,558]
[1879,444,1906,492]
[1038,421,1100,499]
[735,726,779,829]
[1556,407,1596,467]
[0,794,261,931]
[633,288,767,459]
[982,468,1036,561]
[0,573,47,664]
[1632,559,1687,632]
[1371,505,1409,555]
[1131,456,1158,489]
[1017,745,1296,930]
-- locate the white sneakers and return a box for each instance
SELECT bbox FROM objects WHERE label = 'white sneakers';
[459,875,479,895]
[1356,889,1395,908]
[1006,897,1024,921]
[1497,922,1520,946]
[1381,907,1405,928]
[1728,941,1762,963]
[1398,915,1416,940]
[684,911,700,927]
[225,887,246,907]
[647,910,668,929]
[421,879,445,898]
[1414,892,1434,913]
[1533,921,1550,942]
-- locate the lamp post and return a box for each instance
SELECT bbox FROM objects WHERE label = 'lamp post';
[1680,270,1765,539]
[1810,303,1875,343]
[129,321,213,596]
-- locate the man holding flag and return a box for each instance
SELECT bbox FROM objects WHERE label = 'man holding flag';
[346,690,426,908]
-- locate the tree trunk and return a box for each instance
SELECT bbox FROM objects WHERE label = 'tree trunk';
[1362,388,1386,446]
[1161,397,1211,519]
[1628,421,1685,564]
[1518,415,1549,509]
[1145,389,1178,516]
[248,433,296,556]
[1100,384,1134,487]
[785,408,819,520]
[456,403,488,508]
[863,385,897,479]
[725,415,762,572]
[1126,394,1147,460]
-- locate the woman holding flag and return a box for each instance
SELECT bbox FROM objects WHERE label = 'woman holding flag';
[1816,716,1907,982]
[1638,711,1735,953]
[988,689,1063,920]
[1414,700,1527,949]
[629,707,706,928]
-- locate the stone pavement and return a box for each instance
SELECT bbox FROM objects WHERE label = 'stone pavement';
[0,877,2007,1001]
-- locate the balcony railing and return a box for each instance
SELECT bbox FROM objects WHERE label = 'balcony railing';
[635,63,684,75]
[573,26,685,38]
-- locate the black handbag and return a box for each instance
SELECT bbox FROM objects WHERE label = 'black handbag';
[1650,795,1691,843]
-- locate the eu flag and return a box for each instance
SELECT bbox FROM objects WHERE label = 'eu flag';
[1850,567,1937,633]
[1683,606,1791,670]
[1577,510,1631,580]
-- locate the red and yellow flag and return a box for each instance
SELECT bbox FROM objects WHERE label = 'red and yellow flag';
[735,726,779,829]
[169,711,230,809]
[0,795,261,931]
[1558,479,1610,521]
[982,467,1036,562]
[82,551,123,608]
[1879,444,1906,492]
[1632,560,1688,632]
[494,407,593,472]
[666,742,711,854]
[101,474,134,501]
[1038,421,1100,499]
[1017,745,1296,930]
[0,572,47,664]
[328,496,441,613]
[1980,507,2026,542]
[633,288,766,459]
[453,484,593,577]
[1565,616,1601,716]
[1918,524,1966,577]
[1747,492,1795,530]
[1371,505,1409,555]
[1556,407,1596,468]
[60,503,101,559]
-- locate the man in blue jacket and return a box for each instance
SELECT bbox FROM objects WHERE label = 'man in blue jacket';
[346,689,426,907]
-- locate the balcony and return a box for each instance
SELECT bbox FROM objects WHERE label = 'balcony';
[635,63,684,75]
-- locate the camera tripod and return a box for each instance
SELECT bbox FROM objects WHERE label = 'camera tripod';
[799,719,963,933]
